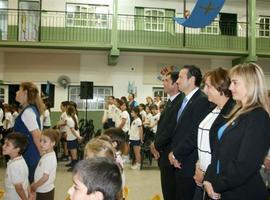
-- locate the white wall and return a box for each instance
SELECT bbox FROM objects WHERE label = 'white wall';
[210,59,232,69]
[257,59,270,90]
[42,0,65,11]
[3,52,80,110]
[80,53,155,104]
[9,0,18,9]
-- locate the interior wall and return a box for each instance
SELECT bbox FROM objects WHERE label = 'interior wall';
[257,59,270,90]
[42,0,65,11]
[4,52,80,111]
[143,56,211,86]
[9,0,18,9]
[210,59,232,69]
[80,53,161,104]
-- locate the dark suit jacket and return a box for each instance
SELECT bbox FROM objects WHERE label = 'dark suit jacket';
[205,107,270,200]
[209,97,235,152]
[154,93,184,152]
[172,89,212,177]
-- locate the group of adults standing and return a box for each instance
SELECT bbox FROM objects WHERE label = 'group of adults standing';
[151,63,270,200]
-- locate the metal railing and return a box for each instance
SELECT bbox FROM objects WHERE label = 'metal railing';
[0,9,269,53]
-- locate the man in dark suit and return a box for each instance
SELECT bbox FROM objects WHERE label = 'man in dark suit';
[151,71,184,200]
[168,65,212,200]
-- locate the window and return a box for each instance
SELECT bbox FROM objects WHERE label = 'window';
[0,0,8,40]
[66,4,109,28]
[0,87,4,102]
[200,17,220,35]
[144,9,165,31]
[259,16,270,37]
[153,87,168,102]
[68,86,113,110]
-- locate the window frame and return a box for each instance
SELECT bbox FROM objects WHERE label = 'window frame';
[200,17,220,35]
[144,8,165,32]
[152,87,168,102]
[66,3,109,29]
[68,85,113,111]
[0,0,8,40]
[259,16,270,38]
[0,86,4,102]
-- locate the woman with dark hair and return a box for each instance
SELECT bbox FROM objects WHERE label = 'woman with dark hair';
[203,63,270,200]
[193,68,235,200]
[14,82,45,183]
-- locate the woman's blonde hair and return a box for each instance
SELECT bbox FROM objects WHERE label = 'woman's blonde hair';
[227,63,269,124]
[84,137,115,160]
[20,82,45,115]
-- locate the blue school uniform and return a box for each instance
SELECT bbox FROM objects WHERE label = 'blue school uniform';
[13,104,41,183]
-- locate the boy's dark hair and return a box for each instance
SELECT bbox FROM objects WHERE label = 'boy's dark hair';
[139,103,145,110]
[131,106,140,115]
[103,128,126,151]
[73,157,122,200]
[6,132,28,155]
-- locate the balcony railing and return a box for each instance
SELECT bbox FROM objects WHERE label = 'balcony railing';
[0,9,269,54]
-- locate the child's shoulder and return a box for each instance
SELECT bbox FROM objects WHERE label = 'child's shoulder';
[8,156,27,170]
[42,151,57,160]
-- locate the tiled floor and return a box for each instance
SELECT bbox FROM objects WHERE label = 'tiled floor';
[0,158,162,200]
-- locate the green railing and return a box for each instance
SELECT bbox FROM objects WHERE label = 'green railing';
[0,9,269,55]
[117,15,248,52]
[41,11,111,44]
[0,9,112,45]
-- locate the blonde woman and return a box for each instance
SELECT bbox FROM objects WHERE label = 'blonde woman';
[203,63,270,200]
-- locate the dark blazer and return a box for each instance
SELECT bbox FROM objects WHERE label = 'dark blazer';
[205,107,270,200]
[154,93,184,200]
[209,97,235,152]
[154,93,184,152]
[172,89,212,177]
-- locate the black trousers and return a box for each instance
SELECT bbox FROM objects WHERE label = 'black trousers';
[36,188,55,200]
[158,150,177,200]
[175,172,196,200]
[193,186,210,200]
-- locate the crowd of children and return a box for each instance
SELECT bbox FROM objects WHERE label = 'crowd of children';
[2,127,127,200]
[0,93,164,200]
[102,94,162,170]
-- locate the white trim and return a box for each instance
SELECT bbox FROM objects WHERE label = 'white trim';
[66,3,109,29]
[258,16,270,38]
[144,8,165,32]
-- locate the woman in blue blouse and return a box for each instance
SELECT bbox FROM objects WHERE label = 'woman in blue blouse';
[14,82,44,183]
[203,63,270,200]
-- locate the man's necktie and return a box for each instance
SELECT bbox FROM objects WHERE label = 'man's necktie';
[177,97,188,121]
